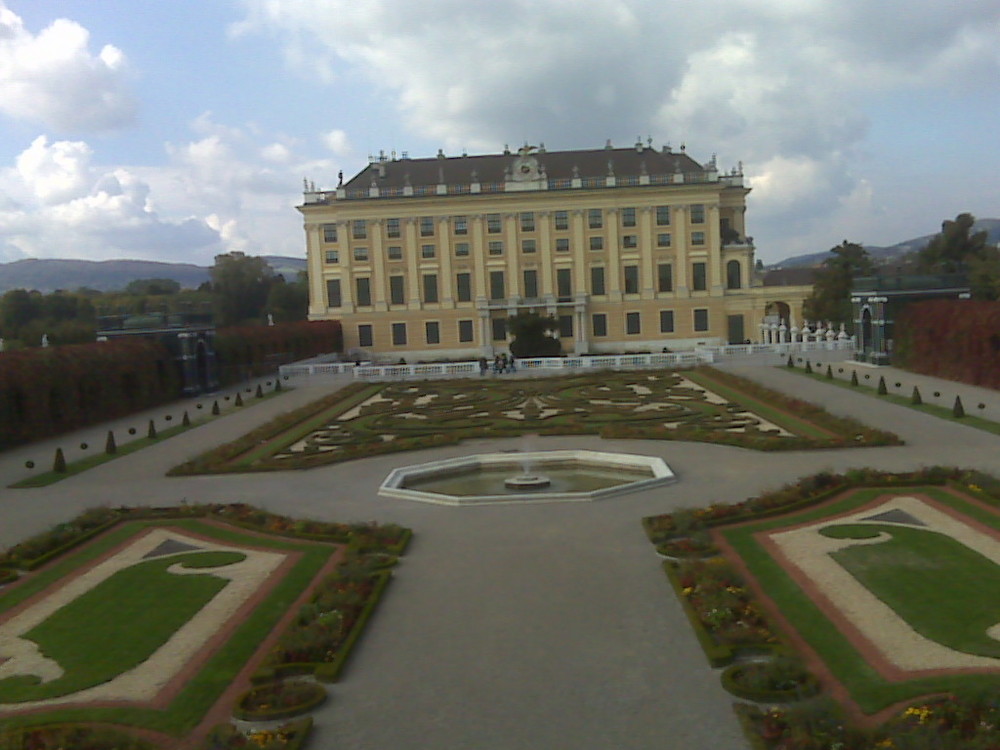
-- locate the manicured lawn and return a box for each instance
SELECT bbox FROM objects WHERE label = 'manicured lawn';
[720,486,1000,714]
[0,552,245,702]
[0,520,335,737]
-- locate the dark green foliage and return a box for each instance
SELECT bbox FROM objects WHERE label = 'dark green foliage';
[105,430,117,455]
[507,311,561,358]
[953,395,966,418]
[877,376,887,395]
[918,212,990,274]
[255,384,264,399]
[147,419,157,439]
[212,400,220,415]
[275,378,283,392]
[850,370,859,386]
[804,361,812,374]
[787,356,794,368]
[52,447,66,473]
[182,410,191,426]
[911,386,922,405]
[213,320,342,386]
[802,241,873,332]
[235,392,244,407]
[825,364,833,379]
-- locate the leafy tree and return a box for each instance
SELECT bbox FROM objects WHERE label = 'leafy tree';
[507,312,561,358]
[265,273,308,323]
[967,246,1000,301]
[0,289,42,337]
[123,278,181,296]
[802,241,873,330]
[918,213,989,273]
[209,252,277,326]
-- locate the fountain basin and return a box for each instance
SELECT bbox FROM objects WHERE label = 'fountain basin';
[379,450,675,505]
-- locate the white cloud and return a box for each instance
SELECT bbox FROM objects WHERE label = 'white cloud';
[15,135,93,204]
[0,2,136,132]
[235,0,1000,260]
[322,129,351,156]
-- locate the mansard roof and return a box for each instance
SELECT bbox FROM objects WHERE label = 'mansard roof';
[343,144,709,190]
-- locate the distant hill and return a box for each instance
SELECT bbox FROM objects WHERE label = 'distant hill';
[0,256,307,294]
[771,218,1000,269]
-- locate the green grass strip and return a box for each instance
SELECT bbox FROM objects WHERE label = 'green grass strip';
[719,486,1000,714]
[0,519,335,736]
[10,388,290,488]
[782,366,1000,436]
[686,369,833,440]
[0,552,246,702]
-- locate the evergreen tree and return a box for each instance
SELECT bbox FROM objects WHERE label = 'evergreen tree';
[105,430,117,455]
[53,448,66,473]
[802,241,873,332]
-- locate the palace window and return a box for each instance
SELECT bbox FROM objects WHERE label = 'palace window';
[358,324,373,347]
[487,213,502,233]
[423,274,439,303]
[657,263,673,293]
[389,275,405,305]
[488,241,504,256]
[520,212,535,232]
[657,232,671,248]
[421,244,436,259]
[622,234,638,249]
[692,262,707,290]
[590,266,606,295]
[556,268,572,299]
[691,204,705,224]
[353,247,369,262]
[624,265,640,294]
[523,269,538,299]
[352,220,367,239]
[626,312,641,335]
[555,238,570,252]
[392,322,407,345]
[454,215,468,235]
[622,207,636,227]
[522,239,536,254]
[660,309,674,333]
[386,218,400,238]
[387,245,402,260]
[554,210,569,230]
[656,205,670,226]
[589,236,604,251]
[355,277,372,307]
[592,313,607,337]
[420,216,434,236]
[588,208,603,229]
[726,260,742,289]
[455,242,470,257]
[694,308,709,331]
[491,317,507,340]
[322,224,338,243]
[326,279,341,308]
[456,272,472,302]
[458,319,474,342]
[489,271,505,300]
[325,249,339,264]
[691,231,706,246]
[559,315,573,338]
[425,321,440,345]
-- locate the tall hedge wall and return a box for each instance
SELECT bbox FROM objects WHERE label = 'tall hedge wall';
[214,320,342,385]
[0,321,342,449]
[894,299,1000,389]
[0,339,180,449]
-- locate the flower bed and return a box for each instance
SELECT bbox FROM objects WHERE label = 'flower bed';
[203,717,313,750]
[720,655,820,703]
[233,680,327,721]
[0,724,160,750]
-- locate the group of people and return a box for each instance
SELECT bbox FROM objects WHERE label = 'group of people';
[480,353,516,375]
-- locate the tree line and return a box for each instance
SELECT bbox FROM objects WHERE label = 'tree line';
[803,212,1000,332]
[0,252,307,349]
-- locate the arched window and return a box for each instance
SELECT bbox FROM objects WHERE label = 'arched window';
[726,260,742,289]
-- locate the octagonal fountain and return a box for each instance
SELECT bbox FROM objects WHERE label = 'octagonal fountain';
[379,450,675,506]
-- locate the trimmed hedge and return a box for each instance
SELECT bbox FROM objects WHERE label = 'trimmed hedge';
[894,299,1000,389]
[215,320,342,385]
[0,338,179,448]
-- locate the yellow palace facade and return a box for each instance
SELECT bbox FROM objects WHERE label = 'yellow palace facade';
[300,141,810,359]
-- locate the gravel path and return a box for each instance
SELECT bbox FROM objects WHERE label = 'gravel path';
[1,355,999,749]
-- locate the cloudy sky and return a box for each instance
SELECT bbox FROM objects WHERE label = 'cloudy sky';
[1,1,998,267]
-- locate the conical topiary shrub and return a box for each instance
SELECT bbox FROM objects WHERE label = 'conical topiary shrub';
[877,376,887,395]
[804,361,813,374]
[105,430,117,455]
[255,384,264,399]
[825,364,833,379]
[911,386,922,405]
[212,400,220,415]
[182,410,191,426]
[53,447,66,473]
[275,378,283,392]
[953,395,965,418]
[850,371,859,386]
[787,356,794,368]
[235,392,244,407]
[147,419,157,439]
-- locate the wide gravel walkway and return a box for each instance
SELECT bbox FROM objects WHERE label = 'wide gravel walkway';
[2,356,999,750]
